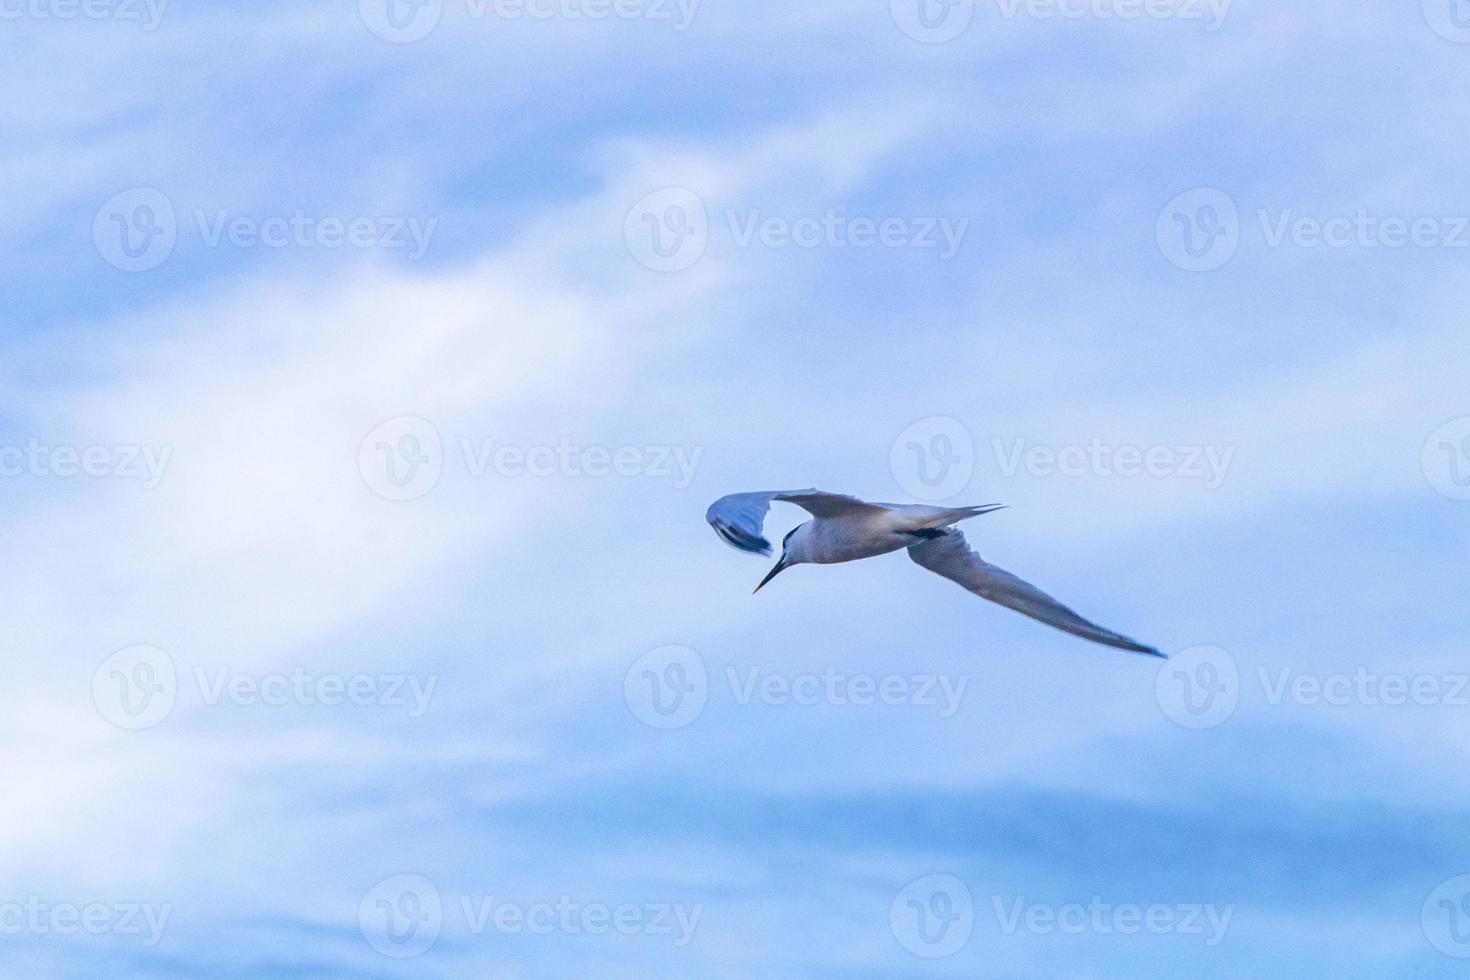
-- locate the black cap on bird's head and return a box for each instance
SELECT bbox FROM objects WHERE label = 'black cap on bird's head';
[753,524,804,594]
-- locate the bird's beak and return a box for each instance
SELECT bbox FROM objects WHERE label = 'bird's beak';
[753,557,789,594]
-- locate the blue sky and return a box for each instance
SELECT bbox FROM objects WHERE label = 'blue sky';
[4,0,1470,976]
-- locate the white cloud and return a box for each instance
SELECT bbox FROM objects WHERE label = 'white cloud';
[0,92,954,911]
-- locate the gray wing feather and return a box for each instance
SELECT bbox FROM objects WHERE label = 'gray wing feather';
[705,489,885,555]
[908,529,1163,657]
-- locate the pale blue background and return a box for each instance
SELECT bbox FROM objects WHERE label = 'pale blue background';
[3,0,1470,976]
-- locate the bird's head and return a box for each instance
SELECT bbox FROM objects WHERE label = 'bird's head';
[753,522,811,594]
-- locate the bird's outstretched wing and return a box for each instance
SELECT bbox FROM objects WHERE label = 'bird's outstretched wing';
[705,490,886,555]
[907,528,1163,657]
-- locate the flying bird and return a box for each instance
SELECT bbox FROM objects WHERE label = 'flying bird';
[706,489,1163,658]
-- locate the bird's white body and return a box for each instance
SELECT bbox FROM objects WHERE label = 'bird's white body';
[706,488,1164,658]
[785,504,986,565]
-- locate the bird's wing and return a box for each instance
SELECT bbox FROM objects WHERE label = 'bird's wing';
[771,491,890,519]
[705,490,885,555]
[907,528,1163,657]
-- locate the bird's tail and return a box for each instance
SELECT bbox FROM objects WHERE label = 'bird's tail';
[920,503,1007,529]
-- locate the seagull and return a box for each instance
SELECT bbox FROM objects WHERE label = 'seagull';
[706,489,1163,658]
